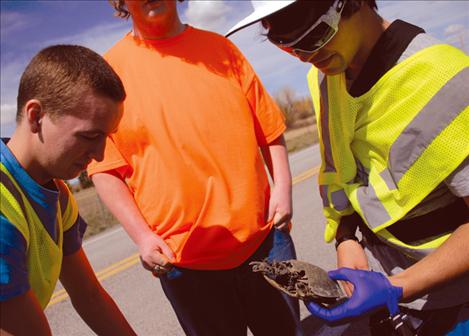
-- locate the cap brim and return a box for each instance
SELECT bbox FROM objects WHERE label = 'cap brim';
[225,1,296,37]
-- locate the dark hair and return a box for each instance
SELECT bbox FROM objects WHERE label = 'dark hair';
[109,0,185,19]
[17,44,125,122]
[342,0,377,18]
[263,0,377,39]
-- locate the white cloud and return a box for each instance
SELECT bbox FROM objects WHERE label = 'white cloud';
[184,0,232,33]
[378,1,469,36]
[444,25,469,50]
[0,103,17,124]
[41,21,130,55]
[1,58,27,130]
[445,24,465,35]
[0,11,34,39]
[0,104,17,138]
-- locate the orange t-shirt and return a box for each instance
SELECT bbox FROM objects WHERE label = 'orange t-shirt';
[88,26,286,269]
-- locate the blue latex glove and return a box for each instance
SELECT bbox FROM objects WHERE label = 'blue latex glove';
[305,268,403,323]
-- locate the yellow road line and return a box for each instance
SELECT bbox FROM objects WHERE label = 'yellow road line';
[292,165,319,185]
[49,253,140,303]
[48,165,320,307]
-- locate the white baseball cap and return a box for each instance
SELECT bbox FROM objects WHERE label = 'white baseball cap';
[225,1,296,37]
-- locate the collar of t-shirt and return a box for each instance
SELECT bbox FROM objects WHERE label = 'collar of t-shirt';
[1,138,59,241]
[348,19,425,97]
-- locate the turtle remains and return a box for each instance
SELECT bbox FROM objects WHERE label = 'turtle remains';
[250,259,347,306]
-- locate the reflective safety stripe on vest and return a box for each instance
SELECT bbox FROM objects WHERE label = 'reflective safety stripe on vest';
[0,163,78,308]
[308,36,469,259]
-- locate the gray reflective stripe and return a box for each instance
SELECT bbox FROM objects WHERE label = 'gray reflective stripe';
[356,184,391,228]
[319,184,329,207]
[445,156,469,197]
[319,77,336,172]
[380,169,397,191]
[330,189,350,211]
[0,169,27,219]
[390,67,469,183]
[397,33,440,64]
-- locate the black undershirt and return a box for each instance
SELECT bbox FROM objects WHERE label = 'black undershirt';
[349,20,425,97]
[340,21,469,243]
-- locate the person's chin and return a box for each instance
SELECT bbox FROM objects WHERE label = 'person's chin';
[66,165,86,180]
[320,67,344,76]
[318,62,347,76]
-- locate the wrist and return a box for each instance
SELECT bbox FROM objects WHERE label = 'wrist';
[273,178,292,190]
[389,273,408,300]
[133,226,158,247]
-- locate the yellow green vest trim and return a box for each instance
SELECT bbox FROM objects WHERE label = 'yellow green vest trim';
[0,163,78,308]
[308,39,469,257]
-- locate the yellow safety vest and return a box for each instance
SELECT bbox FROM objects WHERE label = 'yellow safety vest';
[0,163,78,308]
[308,39,469,258]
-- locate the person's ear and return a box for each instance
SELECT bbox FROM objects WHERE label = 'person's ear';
[23,99,45,133]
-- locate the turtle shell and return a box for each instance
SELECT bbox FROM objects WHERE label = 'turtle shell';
[251,259,346,305]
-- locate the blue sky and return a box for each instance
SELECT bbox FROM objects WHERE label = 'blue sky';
[1,1,468,137]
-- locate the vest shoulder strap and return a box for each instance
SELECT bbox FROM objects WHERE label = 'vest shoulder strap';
[0,163,30,245]
[55,180,79,232]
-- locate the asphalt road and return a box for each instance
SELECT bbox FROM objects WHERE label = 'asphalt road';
[45,145,369,335]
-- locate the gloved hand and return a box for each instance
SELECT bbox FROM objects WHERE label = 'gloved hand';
[305,268,403,323]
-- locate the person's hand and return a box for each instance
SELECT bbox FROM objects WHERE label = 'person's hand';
[138,233,175,277]
[336,240,369,296]
[305,268,403,323]
[267,184,292,232]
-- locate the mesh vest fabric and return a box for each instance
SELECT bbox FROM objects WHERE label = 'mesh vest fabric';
[308,40,469,257]
[0,163,78,308]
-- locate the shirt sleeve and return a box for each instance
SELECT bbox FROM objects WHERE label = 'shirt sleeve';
[446,156,469,197]
[0,215,29,301]
[62,215,88,256]
[227,40,286,145]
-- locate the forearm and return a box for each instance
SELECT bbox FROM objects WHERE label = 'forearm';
[92,172,175,265]
[0,291,51,336]
[390,221,469,301]
[61,249,136,335]
[260,135,293,229]
[260,135,292,188]
[70,285,136,335]
[92,172,154,246]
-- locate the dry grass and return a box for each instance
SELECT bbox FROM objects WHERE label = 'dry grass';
[284,117,318,153]
[74,121,319,238]
[73,187,119,239]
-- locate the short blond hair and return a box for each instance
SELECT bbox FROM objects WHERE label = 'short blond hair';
[17,45,125,122]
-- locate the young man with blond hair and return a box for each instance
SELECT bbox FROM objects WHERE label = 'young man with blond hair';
[0,45,136,335]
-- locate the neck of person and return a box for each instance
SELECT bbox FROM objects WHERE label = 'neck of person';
[132,18,186,40]
[346,8,391,83]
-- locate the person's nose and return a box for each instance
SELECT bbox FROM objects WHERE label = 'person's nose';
[89,137,106,162]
